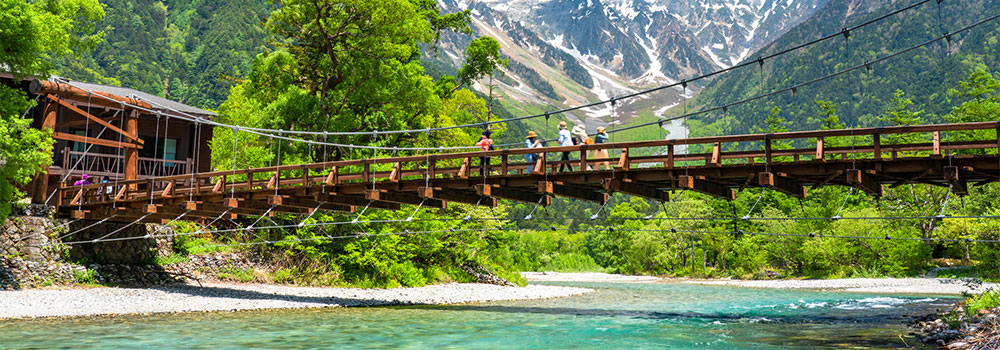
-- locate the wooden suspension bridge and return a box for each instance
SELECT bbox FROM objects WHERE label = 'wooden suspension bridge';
[57,121,1000,224]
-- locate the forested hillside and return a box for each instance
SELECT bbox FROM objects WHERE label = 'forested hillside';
[53,0,271,109]
[689,0,1000,136]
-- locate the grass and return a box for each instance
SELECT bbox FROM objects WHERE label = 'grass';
[73,268,100,286]
[215,266,255,283]
[155,253,189,265]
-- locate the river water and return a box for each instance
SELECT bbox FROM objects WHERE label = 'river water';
[0,282,950,349]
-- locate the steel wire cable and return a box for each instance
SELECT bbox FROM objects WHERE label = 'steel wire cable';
[47,0,947,151]
[38,210,1000,247]
[116,0,937,138]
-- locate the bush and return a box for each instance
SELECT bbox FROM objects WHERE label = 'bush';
[73,268,98,285]
[965,289,1000,316]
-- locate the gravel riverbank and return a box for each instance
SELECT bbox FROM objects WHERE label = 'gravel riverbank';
[0,282,592,319]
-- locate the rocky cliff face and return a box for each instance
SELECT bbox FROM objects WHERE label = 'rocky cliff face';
[434,0,826,121]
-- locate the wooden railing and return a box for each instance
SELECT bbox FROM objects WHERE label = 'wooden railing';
[57,121,1000,208]
[62,149,192,178]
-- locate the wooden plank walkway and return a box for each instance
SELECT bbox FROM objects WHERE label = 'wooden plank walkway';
[57,122,1000,224]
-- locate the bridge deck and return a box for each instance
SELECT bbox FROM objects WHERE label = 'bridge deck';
[57,122,1000,224]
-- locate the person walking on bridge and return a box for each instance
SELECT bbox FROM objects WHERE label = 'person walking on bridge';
[525,131,542,173]
[595,127,610,170]
[557,122,574,172]
[476,130,493,175]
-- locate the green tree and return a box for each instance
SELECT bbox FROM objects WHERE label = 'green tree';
[0,0,104,219]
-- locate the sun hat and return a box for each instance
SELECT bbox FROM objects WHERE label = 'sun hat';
[526,131,538,138]
[558,121,567,128]
[571,124,586,135]
[597,126,606,133]
[81,174,90,180]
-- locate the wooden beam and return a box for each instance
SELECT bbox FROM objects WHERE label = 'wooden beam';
[267,196,354,212]
[52,132,142,149]
[678,175,734,200]
[418,187,496,207]
[48,94,143,145]
[314,193,400,210]
[758,172,806,198]
[54,115,119,129]
[485,185,550,205]
[943,166,968,196]
[539,181,607,203]
[365,190,446,208]
[846,169,883,197]
[603,178,669,202]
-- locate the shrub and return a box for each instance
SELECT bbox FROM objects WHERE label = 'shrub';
[73,268,98,285]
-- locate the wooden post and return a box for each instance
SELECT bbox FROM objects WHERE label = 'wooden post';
[932,131,942,157]
[532,152,546,175]
[873,133,881,160]
[124,109,139,183]
[815,137,825,162]
[764,135,773,165]
[32,100,59,203]
[666,144,674,169]
[363,161,370,183]
[710,142,721,166]
[617,148,630,170]
[325,166,339,186]
[501,153,508,174]
[580,146,588,170]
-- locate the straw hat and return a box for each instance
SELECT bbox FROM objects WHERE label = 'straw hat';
[596,126,606,133]
[558,121,567,128]
[526,131,538,139]
[571,124,586,135]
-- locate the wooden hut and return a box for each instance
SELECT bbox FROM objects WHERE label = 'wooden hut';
[1,74,215,205]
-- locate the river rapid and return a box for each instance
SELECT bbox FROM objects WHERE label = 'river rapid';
[0,281,950,349]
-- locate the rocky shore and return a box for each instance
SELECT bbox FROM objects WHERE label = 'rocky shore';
[911,306,1000,348]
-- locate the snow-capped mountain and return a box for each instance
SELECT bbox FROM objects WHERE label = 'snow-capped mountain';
[434,0,827,122]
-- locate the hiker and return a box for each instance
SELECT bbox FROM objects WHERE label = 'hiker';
[525,131,542,172]
[557,122,574,172]
[571,124,592,169]
[595,126,610,170]
[98,176,111,195]
[73,174,91,186]
[475,130,493,174]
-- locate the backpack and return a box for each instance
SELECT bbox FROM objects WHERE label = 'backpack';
[584,137,594,145]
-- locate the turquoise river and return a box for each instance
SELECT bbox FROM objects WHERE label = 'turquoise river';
[0,282,953,349]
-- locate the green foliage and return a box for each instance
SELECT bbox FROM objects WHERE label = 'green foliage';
[52,0,271,108]
[155,253,189,265]
[0,0,104,220]
[457,37,508,89]
[964,289,1000,315]
[216,266,255,283]
[73,268,99,285]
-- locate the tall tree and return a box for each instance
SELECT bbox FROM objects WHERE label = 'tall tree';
[0,0,104,219]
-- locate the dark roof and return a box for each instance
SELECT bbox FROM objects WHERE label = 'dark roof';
[58,78,217,118]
